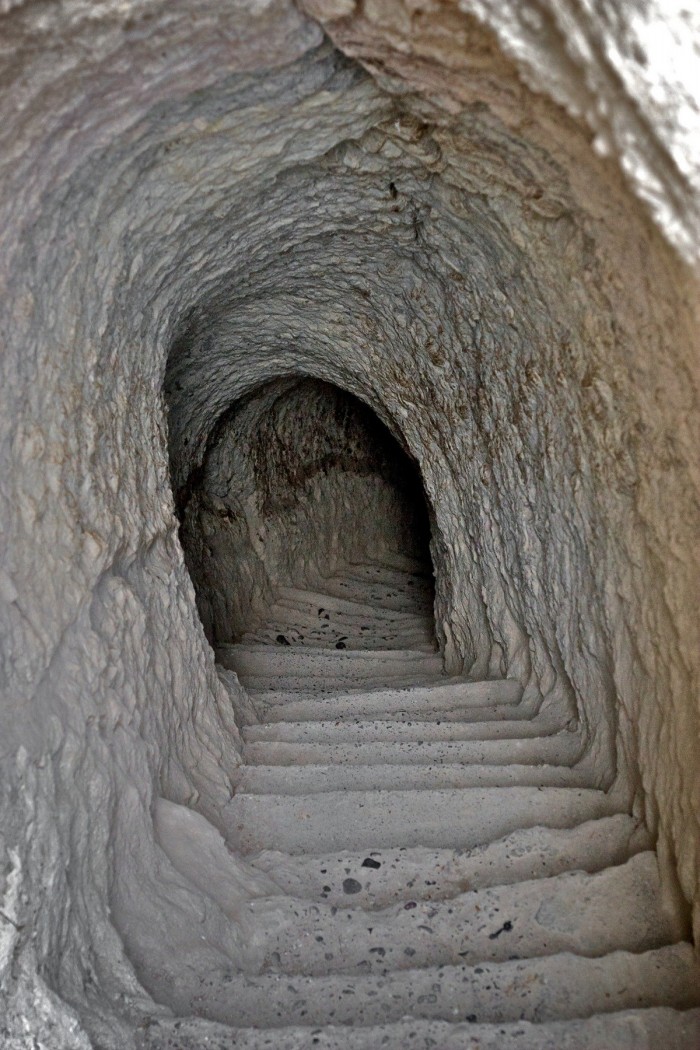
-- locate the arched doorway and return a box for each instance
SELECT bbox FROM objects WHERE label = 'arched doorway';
[173,376,437,656]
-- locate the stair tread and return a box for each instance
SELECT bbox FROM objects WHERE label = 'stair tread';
[138,1008,700,1050]
[235,672,446,693]
[275,587,432,621]
[239,760,593,794]
[248,814,652,908]
[267,607,432,630]
[243,732,583,767]
[177,945,700,1029]
[218,648,445,692]
[314,577,434,612]
[327,568,433,590]
[325,559,432,581]
[224,785,621,853]
[247,853,673,976]
[248,624,434,638]
[222,643,443,666]
[251,677,524,721]
[243,627,437,652]
[243,715,558,743]
[327,568,433,591]
[251,704,532,725]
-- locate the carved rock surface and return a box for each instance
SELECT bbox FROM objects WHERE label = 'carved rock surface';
[0,0,698,1046]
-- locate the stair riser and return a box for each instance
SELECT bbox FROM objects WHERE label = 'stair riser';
[251,678,524,720]
[138,1011,700,1050]
[183,946,700,1028]
[271,600,432,626]
[247,634,437,653]
[237,675,446,694]
[239,763,593,794]
[225,787,620,854]
[262,626,435,644]
[243,735,583,768]
[235,659,446,679]
[260,627,435,646]
[298,590,433,615]
[238,659,441,673]
[248,815,652,909]
[254,854,671,977]
[254,703,530,725]
[221,644,443,671]
[249,626,433,639]
[243,717,560,745]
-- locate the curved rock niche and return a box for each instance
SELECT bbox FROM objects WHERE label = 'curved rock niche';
[1,1,698,1047]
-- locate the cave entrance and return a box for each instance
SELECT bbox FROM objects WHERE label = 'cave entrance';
[177,377,437,654]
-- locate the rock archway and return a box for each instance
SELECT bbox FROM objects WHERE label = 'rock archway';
[171,376,436,649]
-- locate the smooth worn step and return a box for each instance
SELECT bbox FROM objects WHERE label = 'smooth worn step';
[138,1008,700,1050]
[317,576,434,614]
[240,565,437,651]
[248,702,533,726]
[251,853,672,977]
[248,814,652,909]
[325,565,434,592]
[218,644,444,679]
[263,613,435,646]
[238,760,594,794]
[243,627,437,653]
[224,785,620,854]
[275,594,430,627]
[275,587,432,624]
[259,600,434,633]
[244,622,437,653]
[265,608,429,633]
[250,677,524,722]
[253,606,430,628]
[242,731,584,769]
[182,944,700,1029]
[249,619,434,643]
[243,714,559,744]
[329,557,432,581]
[338,567,434,593]
[234,671,446,694]
[234,676,449,701]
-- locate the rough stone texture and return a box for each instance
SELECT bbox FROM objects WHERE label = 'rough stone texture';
[301,0,700,264]
[0,0,698,1046]
[136,1010,700,1050]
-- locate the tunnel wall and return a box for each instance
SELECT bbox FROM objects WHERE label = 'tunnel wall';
[0,0,698,1045]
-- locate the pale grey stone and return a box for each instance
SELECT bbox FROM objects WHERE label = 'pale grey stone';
[1,0,698,1046]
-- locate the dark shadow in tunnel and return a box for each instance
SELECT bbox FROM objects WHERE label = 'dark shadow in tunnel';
[170,377,437,652]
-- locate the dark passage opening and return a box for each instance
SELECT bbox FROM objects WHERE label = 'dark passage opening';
[174,377,437,652]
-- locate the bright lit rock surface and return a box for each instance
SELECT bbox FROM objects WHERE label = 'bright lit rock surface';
[0,0,698,1045]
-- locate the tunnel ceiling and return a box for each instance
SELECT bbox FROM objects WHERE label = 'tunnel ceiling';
[1,0,699,1046]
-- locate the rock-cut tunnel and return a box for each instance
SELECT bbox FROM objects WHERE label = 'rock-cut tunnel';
[170,376,436,651]
[1,2,699,1048]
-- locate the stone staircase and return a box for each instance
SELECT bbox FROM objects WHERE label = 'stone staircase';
[238,559,438,653]
[155,560,700,1048]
